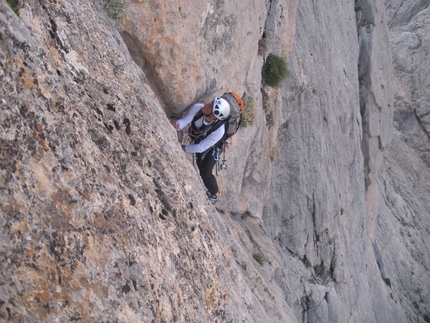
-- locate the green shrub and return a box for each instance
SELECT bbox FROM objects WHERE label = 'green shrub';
[101,0,125,23]
[7,0,19,16]
[261,88,270,109]
[253,253,265,266]
[302,257,312,268]
[241,97,256,127]
[314,264,326,276]
[383,278,392,288]
[262,54,289,88]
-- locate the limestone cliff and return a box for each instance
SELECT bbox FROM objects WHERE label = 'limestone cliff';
[1,0,429,323]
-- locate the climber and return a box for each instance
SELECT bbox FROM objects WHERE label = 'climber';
[171,97,231,204]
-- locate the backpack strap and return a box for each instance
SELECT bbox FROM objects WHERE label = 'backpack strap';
[188,110,225,144]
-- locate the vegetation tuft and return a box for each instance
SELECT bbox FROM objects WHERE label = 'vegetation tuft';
[262,54,289,88]
[302,257,312,268]
[258,37,268,56]
[253,253,265,266]
[242,96,256,127]
[261,88,274,127]
[270,147,277,162]
[7,0,19,16]
[314,263,326,276]
[383,278,392,288]
[101,0,125,23]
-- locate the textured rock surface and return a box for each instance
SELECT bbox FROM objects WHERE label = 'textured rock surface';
[121,0,267,113]
[0,1,295,321]
[389,2,430,167]
[263,0,404,321]
[376,135,430,321]
[1,0,430,322]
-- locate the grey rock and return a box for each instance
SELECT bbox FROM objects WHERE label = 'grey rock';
[389,3,430,167]
[1,0,429,322]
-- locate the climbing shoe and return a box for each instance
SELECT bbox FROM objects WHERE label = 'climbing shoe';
[206,191,218,204]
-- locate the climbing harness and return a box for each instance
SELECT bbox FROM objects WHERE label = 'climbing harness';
[188,134,230,176]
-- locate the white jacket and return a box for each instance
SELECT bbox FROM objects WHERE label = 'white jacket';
[177,103,225,154]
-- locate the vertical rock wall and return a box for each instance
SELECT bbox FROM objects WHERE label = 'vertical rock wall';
[1,0,429,321]
[261,0,429,321]
[261,0,402,321]
[389,2,430,167]
[356,0,394,190]
[374,1,430,321]
[0,0,298,321]
[121,0,267,113]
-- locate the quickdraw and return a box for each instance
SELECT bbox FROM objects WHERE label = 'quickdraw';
[213,138,230,176]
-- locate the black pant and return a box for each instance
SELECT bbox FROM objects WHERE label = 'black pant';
[196,151,218,195]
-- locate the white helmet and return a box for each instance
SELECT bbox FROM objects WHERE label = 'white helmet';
[212,97,230,120]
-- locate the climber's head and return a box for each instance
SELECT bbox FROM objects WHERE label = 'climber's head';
[212,97,230,120]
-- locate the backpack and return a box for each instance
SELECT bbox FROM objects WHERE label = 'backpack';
[215,92,244,173]
[220,92,244,139]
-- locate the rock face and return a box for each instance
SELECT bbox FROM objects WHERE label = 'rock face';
[1,0,429,322]
[121,0,267,114]
[388,2,430,167]
[0,1,295,321]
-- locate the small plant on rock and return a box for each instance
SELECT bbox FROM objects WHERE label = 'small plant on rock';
[314,263,326,276]
[101,0,125,23]
[253,253,265,266]
[258,37,268,56]
[270,147,277,162]
[383,277,392,288]
[241,96,256,127]
[302,257,312,268]
[261,88,270,109]
[261,88,274,127]
[7,0,19,16]
[262,54,289,88]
